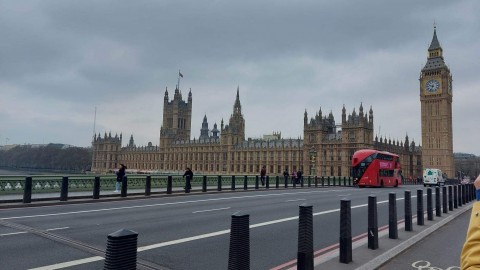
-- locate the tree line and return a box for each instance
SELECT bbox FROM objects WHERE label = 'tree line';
[0,144,92,173]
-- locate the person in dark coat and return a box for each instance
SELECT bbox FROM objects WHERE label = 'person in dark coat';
[183,167,193,191]
[260,166,266,186]
[296,170,303,185]
[115,164,127,192]
[283,168,289,186]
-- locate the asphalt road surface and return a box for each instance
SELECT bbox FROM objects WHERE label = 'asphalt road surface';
[0,185,434,270]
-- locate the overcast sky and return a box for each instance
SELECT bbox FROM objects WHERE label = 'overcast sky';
[1,0,479,155]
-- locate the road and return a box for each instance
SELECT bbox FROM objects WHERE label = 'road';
[0,185,437,270]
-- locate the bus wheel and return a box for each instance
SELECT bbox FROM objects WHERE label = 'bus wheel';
[394,180,398,187]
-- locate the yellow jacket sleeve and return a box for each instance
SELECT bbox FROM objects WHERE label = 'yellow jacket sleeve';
[461,202,480,270]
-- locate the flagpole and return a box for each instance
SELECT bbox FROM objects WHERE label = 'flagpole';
[178,69,181,90]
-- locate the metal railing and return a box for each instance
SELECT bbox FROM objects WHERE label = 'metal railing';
[0,174,436,203]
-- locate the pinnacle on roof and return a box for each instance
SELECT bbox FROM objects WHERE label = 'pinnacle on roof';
[428,26,442,51]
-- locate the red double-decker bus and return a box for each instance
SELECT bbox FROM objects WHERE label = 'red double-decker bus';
[351,149,403,188]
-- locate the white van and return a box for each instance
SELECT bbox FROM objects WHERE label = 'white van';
[423,168,445,187]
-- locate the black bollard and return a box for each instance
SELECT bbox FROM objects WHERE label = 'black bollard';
[60,176,69,202]
[266,176,270,189]
[104,229,138,270]
[243,175,248,190]
[275,176,279,189]
[344,177,347,186]
[93,176,100,199]
[327,176,331,187]
[300,176,304,187]
[448,186,453,211]
[459,185,463,207]
[185,175,191,194]
[228,212,250,270]
[315,176,318,188]
[307,176,311,187]
[417,189,424,225]
[467,184,470,203]
[297,204,314,270]
[255,176,259,190]
[405,190,412,231]
[389,193,398,239]
[232,175,236,191]
[333,176,336,187]
[321,176,325,187]
[442,186,453,214]
[339,199,352,264]
[427,188,433,221]
[23,176,32,204]
[435,187,441,217]
[121,176,128,198]
[167,175,172,194]
[217,175,222,191]
[368,195,379,249]
[203,175,207,192]
[284,175,288,188]
[145,175,151,196]
[453,185,458,208]
[462,185,466,205]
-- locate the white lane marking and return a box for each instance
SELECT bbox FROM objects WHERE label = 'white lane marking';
[1,231,25,236]
[0,227,69,237]
[0,189,346,220]
[192,207,231,214]
[27,195,408,269]
[338,194,351,196]
[28,256,104,270]
[285,199,306,202]
[46,227,70,231]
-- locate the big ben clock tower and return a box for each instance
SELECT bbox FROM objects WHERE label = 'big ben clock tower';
[420,26,454,177]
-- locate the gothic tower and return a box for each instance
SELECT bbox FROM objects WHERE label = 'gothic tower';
[91,132,122,173]
[199,115,209,141]
[420,26,454,177]
[160,86,192,147]
[221,87,245,145]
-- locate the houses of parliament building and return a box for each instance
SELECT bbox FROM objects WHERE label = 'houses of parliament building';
[91,27,455,178]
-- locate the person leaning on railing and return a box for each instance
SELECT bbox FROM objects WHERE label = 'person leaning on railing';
[461,174,480,269]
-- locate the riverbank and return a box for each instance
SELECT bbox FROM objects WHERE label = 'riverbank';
[0,168,84,175]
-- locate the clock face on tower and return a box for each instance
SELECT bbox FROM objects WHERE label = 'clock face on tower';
[425,79,440,93]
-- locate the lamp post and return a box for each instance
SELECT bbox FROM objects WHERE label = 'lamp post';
[309,148,317,176]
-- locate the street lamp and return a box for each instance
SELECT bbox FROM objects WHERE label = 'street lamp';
[309,147,317,176]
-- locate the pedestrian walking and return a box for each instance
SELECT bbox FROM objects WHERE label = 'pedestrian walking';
[283,168,289,180]
[115,164,126,192]
[292,170,297,185]
[183,167,193,191]
[260,166,266,186]
[297,170,303,185]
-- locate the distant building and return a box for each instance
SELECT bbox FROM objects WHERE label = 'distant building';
[92,86,422,177]
[92,29,473,178]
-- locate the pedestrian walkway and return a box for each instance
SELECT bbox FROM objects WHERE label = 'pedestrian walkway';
[312,203,472,270]
[379,210,468,269]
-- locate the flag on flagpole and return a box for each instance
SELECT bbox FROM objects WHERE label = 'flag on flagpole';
[179,71,183,78]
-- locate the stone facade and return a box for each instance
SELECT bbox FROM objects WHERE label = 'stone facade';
[92,87,422,178]
[92,30,467,178]
[420,27,455,177]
